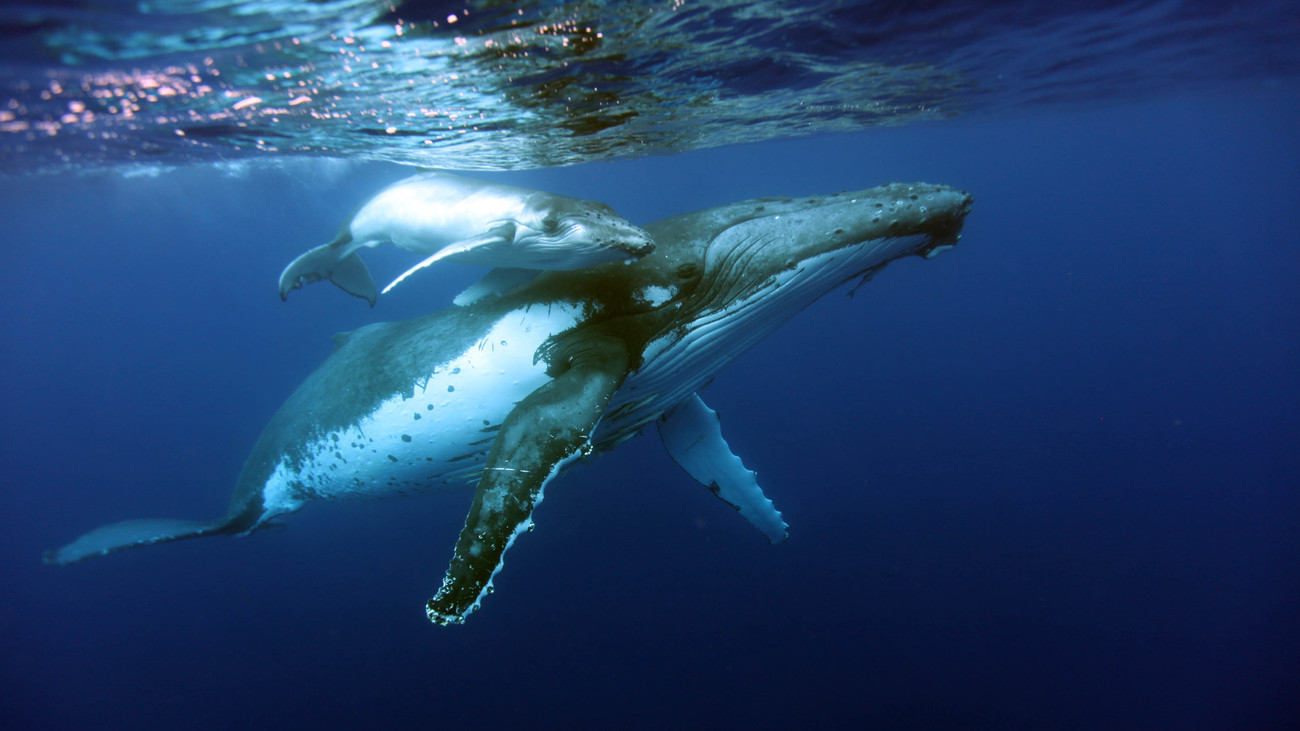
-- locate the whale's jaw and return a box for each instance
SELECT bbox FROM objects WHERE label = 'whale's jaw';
[46,181,973,629]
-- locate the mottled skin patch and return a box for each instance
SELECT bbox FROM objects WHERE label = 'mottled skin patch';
[426,335,630,623]
[45,183,973,628]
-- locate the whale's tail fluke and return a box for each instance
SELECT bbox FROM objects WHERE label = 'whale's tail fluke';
[43,516,240,566]
[278,243,378,307]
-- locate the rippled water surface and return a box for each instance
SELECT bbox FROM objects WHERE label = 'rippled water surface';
[3,4,1298,730]
[2,0,1297,173]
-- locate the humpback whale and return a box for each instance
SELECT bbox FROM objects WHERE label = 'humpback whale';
[278,171,655,306]
[48,182,973,625]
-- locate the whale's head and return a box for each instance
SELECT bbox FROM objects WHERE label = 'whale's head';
[617,183,972,363]
[515,200,655,268]
[582,182,973,451]
[681,183,973,302]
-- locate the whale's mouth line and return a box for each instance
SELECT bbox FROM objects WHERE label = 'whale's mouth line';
[536,219,654,253]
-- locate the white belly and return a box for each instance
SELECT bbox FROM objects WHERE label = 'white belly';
[348,174,533,255]
[260,303,581,514]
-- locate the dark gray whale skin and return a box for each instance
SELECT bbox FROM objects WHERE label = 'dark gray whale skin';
[46,182,973,626]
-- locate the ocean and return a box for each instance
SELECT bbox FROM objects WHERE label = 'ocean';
[1,2,1297,728]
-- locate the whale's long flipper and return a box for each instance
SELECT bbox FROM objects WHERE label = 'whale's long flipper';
[279,243,378,306]
[381,226,514,296]
[658,394,788,543]
[43,516,240,565]
[426,334,631,625]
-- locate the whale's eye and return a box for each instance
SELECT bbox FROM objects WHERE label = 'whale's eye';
[676,262,699,279]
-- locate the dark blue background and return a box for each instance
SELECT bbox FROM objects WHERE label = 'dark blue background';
[2,90,1297,729]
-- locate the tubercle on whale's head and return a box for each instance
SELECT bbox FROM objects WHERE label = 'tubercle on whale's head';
[550,201,654,255]
[507,198,655,266]
[504,222,654,273]
[555,214,655,258]
[693,183,974,278]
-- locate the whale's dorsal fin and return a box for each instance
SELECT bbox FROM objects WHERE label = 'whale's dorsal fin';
[426,334,631,625]
[657,393,788,543]
[330,329,356,352]
[453,268,541,306]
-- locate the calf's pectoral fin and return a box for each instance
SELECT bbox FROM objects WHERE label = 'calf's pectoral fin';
[381,224,515,296]
[44,516,240,566]
[426,334,630,625]
[279,243,378,307]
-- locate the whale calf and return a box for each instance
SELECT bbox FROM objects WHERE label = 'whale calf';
[278,171,655,306]
[49,182,973,625]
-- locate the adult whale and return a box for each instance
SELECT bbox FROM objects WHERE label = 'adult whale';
[48,182,973,625]
[278,171,655,306]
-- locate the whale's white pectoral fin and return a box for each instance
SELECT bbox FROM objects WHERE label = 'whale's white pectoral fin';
[380,250,451,296]
[381,226,514,296]
[658,394,789,544]
[43,517,237,566]
[426,334,631,625]
[453,268,542,306]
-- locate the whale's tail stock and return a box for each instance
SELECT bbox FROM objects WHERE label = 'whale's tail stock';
[43,516,242,566]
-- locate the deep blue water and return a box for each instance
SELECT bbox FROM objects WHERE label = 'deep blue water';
[2,90,1299,730]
